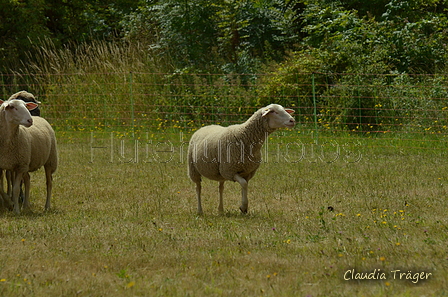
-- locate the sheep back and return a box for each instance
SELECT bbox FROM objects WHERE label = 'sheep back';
[188,125,227,182]
[27,116,58,173]
[188,110,268,183]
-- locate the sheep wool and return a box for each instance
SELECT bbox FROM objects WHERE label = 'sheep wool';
[0,99,57,213]
[188,104,295,214]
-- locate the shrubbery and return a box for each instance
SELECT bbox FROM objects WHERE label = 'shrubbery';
[1,0,447,137]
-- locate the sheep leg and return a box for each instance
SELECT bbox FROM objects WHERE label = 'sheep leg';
[234,174,248,214]
[196,182,203,215]
[6,170,12,198]
[22,173,31,210]
[44,167,53,211]
[0,170,12,209]
[0,190,10,209]
[19,180,25,205]
[0,171,6,204]
[12,172,23,214]
[218,181,225,213]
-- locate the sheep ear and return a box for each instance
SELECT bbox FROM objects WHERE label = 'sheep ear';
[0,100,4,105]
[261,108,272,117]
[285,108,295,114]
[25,102,38,111]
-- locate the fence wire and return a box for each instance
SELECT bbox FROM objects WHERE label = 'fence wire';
[0,72,447,151]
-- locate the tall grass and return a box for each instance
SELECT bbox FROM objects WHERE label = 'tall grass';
[0,40,446,150]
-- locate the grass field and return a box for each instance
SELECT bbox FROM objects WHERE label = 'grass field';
[0,131,447,296]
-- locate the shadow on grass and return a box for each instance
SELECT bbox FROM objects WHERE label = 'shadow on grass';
[0,207,65,218]
[193,209,266,219]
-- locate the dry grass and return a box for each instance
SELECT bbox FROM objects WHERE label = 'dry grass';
[0,133,447,296]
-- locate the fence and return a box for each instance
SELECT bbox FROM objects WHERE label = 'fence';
[0,72,447,151]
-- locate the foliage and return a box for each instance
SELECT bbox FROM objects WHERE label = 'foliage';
[3,0,448,75]
[126,0,220,71]
[0,0,49,69]
[299,0,448,74]
[0,0,139,72]
[123,0,300,73]
[2,0,448,136]
[215,0,300,74]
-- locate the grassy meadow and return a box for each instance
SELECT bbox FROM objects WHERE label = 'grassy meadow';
[0,131,447,297]
[0,42,447,296]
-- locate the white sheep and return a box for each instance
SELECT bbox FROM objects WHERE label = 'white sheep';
[9,90,41,116]
[187,104,295,214]
[5,91,42,201]
[0,99,58,214]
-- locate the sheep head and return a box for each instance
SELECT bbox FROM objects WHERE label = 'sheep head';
[0,99,38,128]
[8,90,41,104]
[261,104,295,129]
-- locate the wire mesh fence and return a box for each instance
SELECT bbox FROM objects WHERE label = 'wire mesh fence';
[1,72,447,151]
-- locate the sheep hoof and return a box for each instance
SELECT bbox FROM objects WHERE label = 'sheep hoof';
[239,206,248,214]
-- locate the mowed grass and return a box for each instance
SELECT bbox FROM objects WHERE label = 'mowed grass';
[0,132,447,296]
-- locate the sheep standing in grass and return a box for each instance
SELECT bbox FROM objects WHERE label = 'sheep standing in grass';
[0,99,58,214]
[188,104,295,214]
[5,91,42,201]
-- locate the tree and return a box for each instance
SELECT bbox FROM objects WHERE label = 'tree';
[0,0,49,70]
[143,0,219,70]
[299,0,448,73]
[0,0,138,72]
[124,0,300,73]
[216,0,299,73]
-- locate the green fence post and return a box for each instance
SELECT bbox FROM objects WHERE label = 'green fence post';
[295,73,301,125]
[312,72,319,144]
[129,71,135,138]
[357,75,362,133]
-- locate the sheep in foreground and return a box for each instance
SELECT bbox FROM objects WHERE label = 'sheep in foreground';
[188,104,295,214]
[0,99,58,214]
[5,91,42,200]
